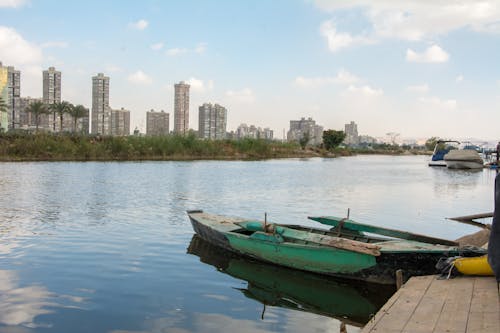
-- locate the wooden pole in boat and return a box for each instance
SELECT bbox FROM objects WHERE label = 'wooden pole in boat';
[396,269,404,290]
[339,322,347,333]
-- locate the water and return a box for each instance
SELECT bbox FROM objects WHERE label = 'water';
[0,155,496,333]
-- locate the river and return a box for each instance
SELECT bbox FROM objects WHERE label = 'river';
[0,155,496,332]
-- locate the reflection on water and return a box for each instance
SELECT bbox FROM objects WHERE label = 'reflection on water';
[0,270,85,329]
[187,235,395,327]
[0,156,496,332]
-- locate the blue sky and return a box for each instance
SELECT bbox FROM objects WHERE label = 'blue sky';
[1,0,500,141]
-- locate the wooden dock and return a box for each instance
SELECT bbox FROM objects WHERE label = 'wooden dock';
[361,275,500,333]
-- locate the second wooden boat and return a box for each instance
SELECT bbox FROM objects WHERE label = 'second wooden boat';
[187,210,487,284]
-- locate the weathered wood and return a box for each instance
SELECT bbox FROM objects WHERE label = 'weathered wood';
[447,212,493,230]
[432,277,473,333]
[309,216,458,246]
[361,276,433,332]
[395,269,403,290]
[362,276,500,333]
[236,221,382,256]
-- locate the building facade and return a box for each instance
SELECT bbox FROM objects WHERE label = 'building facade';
[42,67,62,131]
[344,121,359,145]
[14,97,42,129]
[287,117,323,145]
[198,103,227,140]
[0,63,8,131]
[91,73,111,135]
[173,81,190,135]
[110,107,130,136]
[146,109,169,136]
[236,123,273,140]
[0,62,21,131]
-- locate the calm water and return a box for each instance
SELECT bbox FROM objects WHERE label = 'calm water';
[0,155,496,333]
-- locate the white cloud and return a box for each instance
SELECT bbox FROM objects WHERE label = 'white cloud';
[0,26,42,65]
[106,65,122,73]
[186,77,214,93]
[294,69,361,87]
[406,45,449,63]
[127,70,152,85]
[195,42,207,54]
[419,96,457,109]
[165,48,188,56]
[320,20,373,52]
[346,84,383,96]
[41,41,68,48]
[407,84,429,93]
[456,75,464,83]
[225,88,255,103]
[129,19,149,31]
[0,0,28,8]
[150,42,164,50]
[314,1,500,40]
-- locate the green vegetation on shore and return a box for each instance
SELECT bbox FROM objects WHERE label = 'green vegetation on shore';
[0,132,316,161]
[0,132,429,162]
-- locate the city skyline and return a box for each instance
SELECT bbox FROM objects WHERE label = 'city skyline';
[1,1,500,140]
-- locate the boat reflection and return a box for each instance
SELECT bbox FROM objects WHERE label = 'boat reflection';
[187,235,395,327]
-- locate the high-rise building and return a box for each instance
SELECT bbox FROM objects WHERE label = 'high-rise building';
[146,109,169,136]
[174,81,190,134]
[198,103,227,140]
[42,67,61,131]
[0,62,21,131]
[91,73,110,135]
[43,67,61,105]
[0,63,8,132]
[287,117,324,145]
[110,107,130,136]
[344,121,359,145]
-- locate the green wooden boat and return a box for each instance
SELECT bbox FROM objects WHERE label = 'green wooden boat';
[187,210,487,284]
[187,234,395,326]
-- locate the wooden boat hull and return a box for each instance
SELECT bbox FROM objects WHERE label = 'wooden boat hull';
[188,211,486,284]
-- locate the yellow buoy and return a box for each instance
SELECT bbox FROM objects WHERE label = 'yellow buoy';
[454,255,494,276]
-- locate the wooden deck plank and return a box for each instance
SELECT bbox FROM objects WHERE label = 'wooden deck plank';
[361,276,500,333]
[361,276,433,332]
[432,277,473,333]
[402,276,451,333]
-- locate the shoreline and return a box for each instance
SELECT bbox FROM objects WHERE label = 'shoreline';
[0,133,429,162]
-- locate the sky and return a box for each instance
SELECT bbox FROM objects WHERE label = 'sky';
[1,0,500,141]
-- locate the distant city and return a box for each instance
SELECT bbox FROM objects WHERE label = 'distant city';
[0,62,446,146]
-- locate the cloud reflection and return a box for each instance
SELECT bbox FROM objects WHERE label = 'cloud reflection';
[0,270,54,327]
[0,270,86,329]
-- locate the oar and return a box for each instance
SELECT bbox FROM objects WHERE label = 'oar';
[447,212,492,230]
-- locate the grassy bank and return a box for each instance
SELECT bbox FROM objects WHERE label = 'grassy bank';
[0,132,325,161]
[0,133,429,162]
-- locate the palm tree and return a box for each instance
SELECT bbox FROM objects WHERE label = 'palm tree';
[68,104,88,133]
[50,101,71,132]
[0,96,7,132]
[25,101,49,133]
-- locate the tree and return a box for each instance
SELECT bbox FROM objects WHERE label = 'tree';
[425,137,439,151]
[68,104,87,133]
[323,130,346,151]
[25,101,49,132]
[50,101,72,132]
[299,131,310,150]
[0,96,7,132]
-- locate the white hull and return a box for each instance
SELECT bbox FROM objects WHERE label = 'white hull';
[446,160,483,169]
[428,160,447,167]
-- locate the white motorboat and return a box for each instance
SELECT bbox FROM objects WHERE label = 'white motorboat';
[428,140,460,167]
